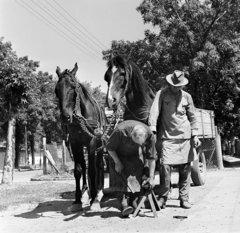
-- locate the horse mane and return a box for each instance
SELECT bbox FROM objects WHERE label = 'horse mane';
[62,69,96,106]
[128,60,156,100]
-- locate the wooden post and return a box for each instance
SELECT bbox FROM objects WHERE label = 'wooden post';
[45,150,60,174]
[39,147,42,168]
[235,139,240,157]
[43,137,47,174]
[214,126,224,170]
[62,140,66,167]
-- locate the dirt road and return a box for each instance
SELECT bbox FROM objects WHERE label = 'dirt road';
[1,167,240,233]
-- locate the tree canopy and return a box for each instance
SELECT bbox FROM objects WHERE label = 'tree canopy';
[0,37,107,146]
[102,0,240,137]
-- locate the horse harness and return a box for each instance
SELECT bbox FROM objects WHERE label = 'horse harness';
[63,71,122,152]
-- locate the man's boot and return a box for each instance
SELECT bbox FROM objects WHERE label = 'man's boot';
[115,192,133,217]
[157,196,167,209]
[180,200,191,209]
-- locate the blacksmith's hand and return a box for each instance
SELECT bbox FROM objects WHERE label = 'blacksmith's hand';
[148,178,155,189]
[142,178,155,190]
[115,161,124,174]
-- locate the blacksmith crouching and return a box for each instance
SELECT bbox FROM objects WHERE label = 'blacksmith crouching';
[106,120,157,218]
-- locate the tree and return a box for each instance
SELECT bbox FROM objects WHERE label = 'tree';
[81,81,106,106]
[103,0,240,137]
[0,37,39,184]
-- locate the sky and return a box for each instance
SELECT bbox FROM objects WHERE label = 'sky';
[0,0,156,93]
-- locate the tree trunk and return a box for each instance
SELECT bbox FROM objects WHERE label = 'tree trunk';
[15,124,20,169]
[29,134,35,165]
[1,117,16,184]
[25,126,28,165]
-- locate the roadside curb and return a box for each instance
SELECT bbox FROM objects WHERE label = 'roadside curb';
[31,177,74,181]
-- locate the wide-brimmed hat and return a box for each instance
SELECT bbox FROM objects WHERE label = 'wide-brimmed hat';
[166,70,189,86]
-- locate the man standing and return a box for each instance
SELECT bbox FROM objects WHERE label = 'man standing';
[148,70,201,209]
[106,120,157,217]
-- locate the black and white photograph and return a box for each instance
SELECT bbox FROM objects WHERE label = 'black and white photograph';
[1,1,240,232]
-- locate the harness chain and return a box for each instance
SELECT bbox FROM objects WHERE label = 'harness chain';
[96,106,122,152]
[70,74,122,151]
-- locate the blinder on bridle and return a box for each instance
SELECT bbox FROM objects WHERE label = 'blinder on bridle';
[56,69,103,138]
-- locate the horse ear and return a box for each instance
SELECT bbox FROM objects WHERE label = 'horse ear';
[56,66,61,76]
[71,63,78,76]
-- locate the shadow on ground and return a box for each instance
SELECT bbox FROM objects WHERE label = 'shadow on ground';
[14,191,121,220]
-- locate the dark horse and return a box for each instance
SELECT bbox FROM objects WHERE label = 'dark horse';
[55,63,107,210]
[104,55,155,124]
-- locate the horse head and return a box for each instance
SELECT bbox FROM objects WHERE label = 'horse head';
[55,63,78,124]
[104,56,130,110]
[104,55,156,123]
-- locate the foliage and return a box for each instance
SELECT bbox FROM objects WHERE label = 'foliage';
[81,81,106,106]
[102,0,240,137]
[0,38,39,112]
[0,36,108,152]
[0,37,62,148]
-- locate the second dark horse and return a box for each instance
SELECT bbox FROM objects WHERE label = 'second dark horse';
[55,63,107,210]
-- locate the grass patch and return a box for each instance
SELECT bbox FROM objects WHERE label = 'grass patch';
[31,171,74,181]
[0,182,75,212]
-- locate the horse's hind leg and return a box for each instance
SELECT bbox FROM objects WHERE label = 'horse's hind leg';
[87,144,104,210]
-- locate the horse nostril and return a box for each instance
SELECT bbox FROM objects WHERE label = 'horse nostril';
[113,97,116,103]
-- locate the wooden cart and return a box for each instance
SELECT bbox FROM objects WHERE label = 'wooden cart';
[192,108,215,185]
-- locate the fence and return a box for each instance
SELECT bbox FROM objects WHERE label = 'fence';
[201,138,218,169]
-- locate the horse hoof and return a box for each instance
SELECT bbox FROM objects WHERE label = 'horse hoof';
[69,202,83,212]
[90,201,101,211]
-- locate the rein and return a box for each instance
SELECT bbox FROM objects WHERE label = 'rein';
[70,74,101,138]
[66,72,122,151]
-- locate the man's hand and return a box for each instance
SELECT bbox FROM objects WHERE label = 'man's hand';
[192,135,201,148]
[142,178,155,189]
[108,150,124,174]
[148,178,155,189]
[115,161,124,174]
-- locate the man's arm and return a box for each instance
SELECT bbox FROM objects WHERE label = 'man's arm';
[108,150,124,174]
[142,159,156,189]
[148,159,156,180]
[186,94,201,147]
[148,90,162,133]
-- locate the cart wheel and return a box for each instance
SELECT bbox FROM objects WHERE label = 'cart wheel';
[191,147,206,186]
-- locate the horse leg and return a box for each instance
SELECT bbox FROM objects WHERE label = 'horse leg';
[87,142,100,210]
[71,145,84,211]
[96,149,104,192]
[81,147,88,195]
[94,149,105,207]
